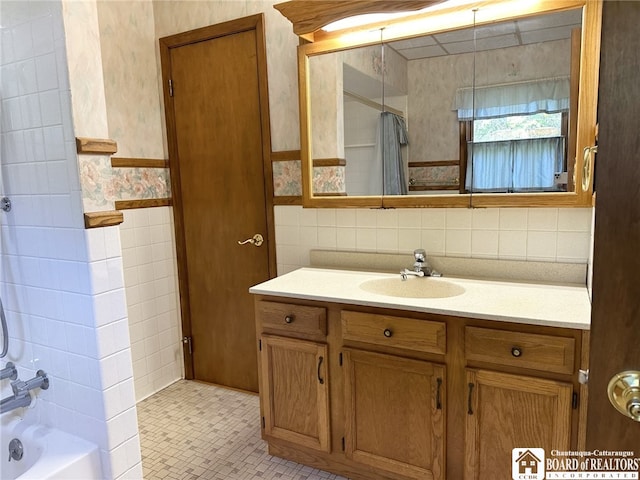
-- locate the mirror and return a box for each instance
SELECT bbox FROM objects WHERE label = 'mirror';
[299,0,601,208]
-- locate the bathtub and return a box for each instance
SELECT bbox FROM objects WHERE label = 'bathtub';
[1,419,102,479]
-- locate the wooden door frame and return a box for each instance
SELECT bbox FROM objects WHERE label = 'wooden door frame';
[159,14,276,379]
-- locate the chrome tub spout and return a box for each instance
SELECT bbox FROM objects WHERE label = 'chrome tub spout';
[1,391,32,414]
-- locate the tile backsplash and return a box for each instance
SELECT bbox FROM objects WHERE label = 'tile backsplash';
[275,206,593,275]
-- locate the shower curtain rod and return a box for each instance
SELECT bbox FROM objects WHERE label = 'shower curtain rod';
[343,90,405,118]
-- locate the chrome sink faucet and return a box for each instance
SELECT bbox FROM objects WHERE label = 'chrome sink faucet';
[401,249,441,280]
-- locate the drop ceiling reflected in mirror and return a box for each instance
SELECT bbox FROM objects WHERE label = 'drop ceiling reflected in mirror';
[386,9,582,60]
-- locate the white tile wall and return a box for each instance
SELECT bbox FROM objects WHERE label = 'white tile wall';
[275,206,594,276]
[1,2,141,478]
[120,207,183,402]
[344,101,380,195]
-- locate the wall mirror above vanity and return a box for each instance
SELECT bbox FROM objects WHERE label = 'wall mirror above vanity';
[289,0,602,208]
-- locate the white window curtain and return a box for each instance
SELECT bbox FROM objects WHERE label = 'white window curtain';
[466,137,565,192]
[453,76,570,120]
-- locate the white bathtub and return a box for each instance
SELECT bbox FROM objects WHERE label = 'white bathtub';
[1,419,102,479]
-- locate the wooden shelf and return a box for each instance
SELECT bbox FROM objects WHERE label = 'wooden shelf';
[115,198,172,210]
[274,196,303,205]
[409,160,459,168]
[111,157,168,168]
[76,137,118,155]
[84,210,124,229]
[271,150,301,161]
[313,158,346,167]
[409,185,459,191]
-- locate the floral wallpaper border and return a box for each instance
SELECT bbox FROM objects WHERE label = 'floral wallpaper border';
[409,165,459,187]
[273,160,302,196]
[79,156,171,212]
[313,166,345,194]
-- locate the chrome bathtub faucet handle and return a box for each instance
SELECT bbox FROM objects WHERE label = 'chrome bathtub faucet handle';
[8,438,23,462]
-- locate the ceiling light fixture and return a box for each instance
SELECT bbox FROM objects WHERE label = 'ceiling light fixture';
[321,0,481,32]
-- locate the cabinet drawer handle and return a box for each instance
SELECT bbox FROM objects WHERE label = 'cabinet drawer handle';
[383,328,393,338]
[436,378,442,410]
[284,315,294,324]
[467,382,475,415]
[511,347,523,357]
[317,356,325,384]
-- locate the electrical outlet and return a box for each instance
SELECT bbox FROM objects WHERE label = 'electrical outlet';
[554,172,568,185]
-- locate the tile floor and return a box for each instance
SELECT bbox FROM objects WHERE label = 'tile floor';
[137,380,347,479]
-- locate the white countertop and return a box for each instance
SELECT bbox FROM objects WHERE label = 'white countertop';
[249,268,592,330]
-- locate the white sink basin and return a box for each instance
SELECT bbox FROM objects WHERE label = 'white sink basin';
[360,276,466,299]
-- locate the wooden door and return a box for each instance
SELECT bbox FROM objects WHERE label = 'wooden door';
[586,1,640,448]
[160,15,274,392]
[260,335,330,452]
[465,369,573,480]
[343,348,445,480]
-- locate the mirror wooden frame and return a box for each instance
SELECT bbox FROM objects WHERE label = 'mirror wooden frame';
[294,0,602,208]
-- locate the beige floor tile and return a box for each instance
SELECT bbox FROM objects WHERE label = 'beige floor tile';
[138,380,347,480]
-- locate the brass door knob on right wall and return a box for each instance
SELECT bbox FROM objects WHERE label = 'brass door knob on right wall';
[608,371,640,422]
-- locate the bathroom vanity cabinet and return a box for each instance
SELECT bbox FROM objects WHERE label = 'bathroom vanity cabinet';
[253,293,587,480]
[258,301,330,453]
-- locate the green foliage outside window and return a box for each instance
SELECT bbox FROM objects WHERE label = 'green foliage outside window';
[474,112,562,142]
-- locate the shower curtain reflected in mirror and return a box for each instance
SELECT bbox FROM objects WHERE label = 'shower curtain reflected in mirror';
[373,111,409,195]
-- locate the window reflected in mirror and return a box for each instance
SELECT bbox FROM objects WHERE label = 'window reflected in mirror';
[305,6,583,198]
[459,8,581,194]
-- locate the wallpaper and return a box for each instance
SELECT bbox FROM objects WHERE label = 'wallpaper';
[61,0,109,138]
[342,43,407,96]
[309,54,344,159]
[313,166,346,194]
[96,0,165,159]
[409,165,459,188]
[408,39,570,164]
[273,160,302,197]
[88,0,304,203]
[79,156,170,212]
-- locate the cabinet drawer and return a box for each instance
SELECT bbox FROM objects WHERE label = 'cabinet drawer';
[465,326,575,374]
[257,300,327,337]
[341,311,446,355]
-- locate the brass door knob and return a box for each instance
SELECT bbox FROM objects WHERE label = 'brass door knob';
[238,233,264,247]
[607,370,640,422]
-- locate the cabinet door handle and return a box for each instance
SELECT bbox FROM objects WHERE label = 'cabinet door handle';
[436,378,442,410]
[317,356,325,384]
[467,382,475,415]
[511,346,522,357]
[284,315,294,324]
[383,328,393,338]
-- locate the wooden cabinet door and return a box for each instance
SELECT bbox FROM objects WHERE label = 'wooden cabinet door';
[260,335,330,452]
[465,369,573,480]
[343,348,445,480]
